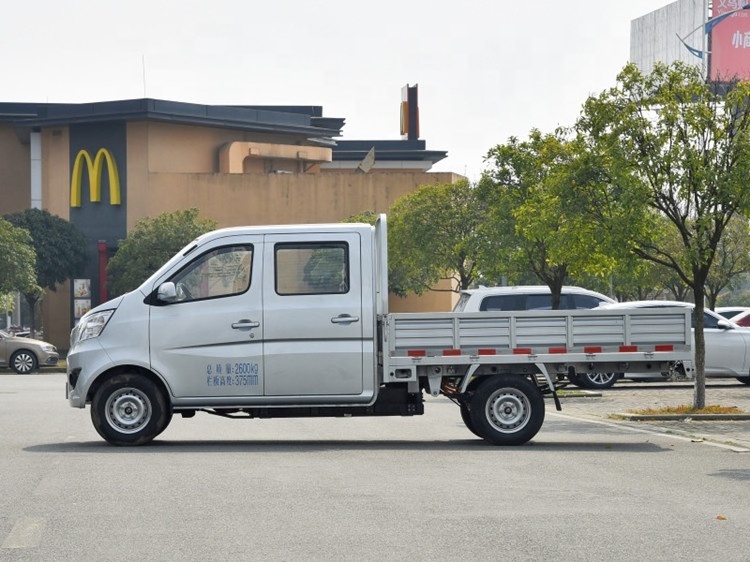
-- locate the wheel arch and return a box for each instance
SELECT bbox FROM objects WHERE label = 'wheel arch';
[86,365,172,407]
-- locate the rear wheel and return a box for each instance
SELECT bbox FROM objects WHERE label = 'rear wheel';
[10,350,37,374]
[91,373,171,446]
[459,402,482,437]
[576,372,618,389]
[469,375,545,446]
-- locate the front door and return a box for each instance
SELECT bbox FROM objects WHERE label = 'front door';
[149,238,264,398]
[262,232,365,397]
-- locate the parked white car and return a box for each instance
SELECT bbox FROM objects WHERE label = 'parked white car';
[598,300,750,386]
[453,285,615,312]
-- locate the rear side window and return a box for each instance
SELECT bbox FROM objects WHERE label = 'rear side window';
[571,294,606,309]
[275,242,349,295]
[480,295,526,311]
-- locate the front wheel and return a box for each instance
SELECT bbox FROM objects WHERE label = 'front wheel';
[10,350,38,374]
[469,375,545,446]
[91,373,171,446]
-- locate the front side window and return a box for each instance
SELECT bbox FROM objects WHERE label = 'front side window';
[275,242,349,295]
[170,245,253,303]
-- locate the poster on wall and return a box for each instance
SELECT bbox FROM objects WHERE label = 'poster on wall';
[73,279,91,321]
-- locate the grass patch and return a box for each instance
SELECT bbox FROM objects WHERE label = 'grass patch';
[628,404,746,415]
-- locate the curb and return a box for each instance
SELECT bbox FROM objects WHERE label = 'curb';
[613,413,750,421]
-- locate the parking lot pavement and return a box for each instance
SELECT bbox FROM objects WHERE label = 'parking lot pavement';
[556,379,750,450]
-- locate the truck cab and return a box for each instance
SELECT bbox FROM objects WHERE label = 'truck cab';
[67,222,382,444]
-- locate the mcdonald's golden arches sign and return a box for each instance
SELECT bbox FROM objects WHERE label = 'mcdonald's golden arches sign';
[70,148,121,207]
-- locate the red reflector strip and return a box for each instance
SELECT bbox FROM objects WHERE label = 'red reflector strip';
[478,349,496,355]
[619,345,638,352]
[513,348,533,355]
[407,350,426,357]
[442,349,461,356]
[548,347,567,354]
[655,344,674,352]
[584,346,603,354]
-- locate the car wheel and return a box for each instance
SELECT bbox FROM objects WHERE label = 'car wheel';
[567,373,583,387]
[10,350,38,374]
[469,375,545,446]
[459,402,482,437]
[576,372,619,389]
[91,373,171,446]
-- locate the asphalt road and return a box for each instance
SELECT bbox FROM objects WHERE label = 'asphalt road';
[1,373,749,561]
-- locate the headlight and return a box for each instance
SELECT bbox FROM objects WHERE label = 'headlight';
[74,310,115,344]
[41,344,57,353]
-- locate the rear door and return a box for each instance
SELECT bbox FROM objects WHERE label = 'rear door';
[262,232,365,397]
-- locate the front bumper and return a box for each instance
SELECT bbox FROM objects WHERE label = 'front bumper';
[65,339,113,408]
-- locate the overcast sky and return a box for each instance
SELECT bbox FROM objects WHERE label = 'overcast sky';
[1,0,677,180]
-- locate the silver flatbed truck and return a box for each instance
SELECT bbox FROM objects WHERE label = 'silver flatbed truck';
[66,215,692,446]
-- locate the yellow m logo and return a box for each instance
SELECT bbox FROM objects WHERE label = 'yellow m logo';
[70,148,121,207]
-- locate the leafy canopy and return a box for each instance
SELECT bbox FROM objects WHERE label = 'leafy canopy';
[388,180,489,295]
[0,218,37,295]
[3,208,88,291]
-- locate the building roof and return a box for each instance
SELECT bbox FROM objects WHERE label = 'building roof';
[0,98,446,165]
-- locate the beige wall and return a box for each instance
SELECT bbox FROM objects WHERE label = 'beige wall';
[128,170,461,227]
[0,125,31,214]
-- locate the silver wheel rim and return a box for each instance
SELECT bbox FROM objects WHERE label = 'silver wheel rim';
[13,353,34,373]
[586,372,615,386]
[485,387,531,433]
[105,388,152,434]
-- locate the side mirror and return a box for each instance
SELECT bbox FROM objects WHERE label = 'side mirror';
[717,319,734,330]
[157,282,177,303]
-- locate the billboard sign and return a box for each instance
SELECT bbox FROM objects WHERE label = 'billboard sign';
[711,0,750,81]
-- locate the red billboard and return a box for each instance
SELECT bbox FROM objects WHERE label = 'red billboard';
[711,0,750,81]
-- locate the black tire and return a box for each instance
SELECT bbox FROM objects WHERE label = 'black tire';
[10,350,38,374]
[576,372,618,390]
[469,375,545,446]
[736,376,750,385]
[459,402,482,437]
[567,373,583,387]
[91,373,171,446]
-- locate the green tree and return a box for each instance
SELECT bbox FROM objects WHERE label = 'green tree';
[4,209,87,337]
[107,209,217,296]
[0,218,37,294]
[387,180,489,296]
[576,62,750,408]
[481,129,624,308]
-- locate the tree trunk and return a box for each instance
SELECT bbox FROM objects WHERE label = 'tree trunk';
[692,287,706,410]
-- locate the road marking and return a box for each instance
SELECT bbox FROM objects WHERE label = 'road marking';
[548,412,750,453]
[2,517,46,549]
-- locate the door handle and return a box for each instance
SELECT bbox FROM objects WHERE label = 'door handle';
[331,314,360,324]
[232,320,260,329]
